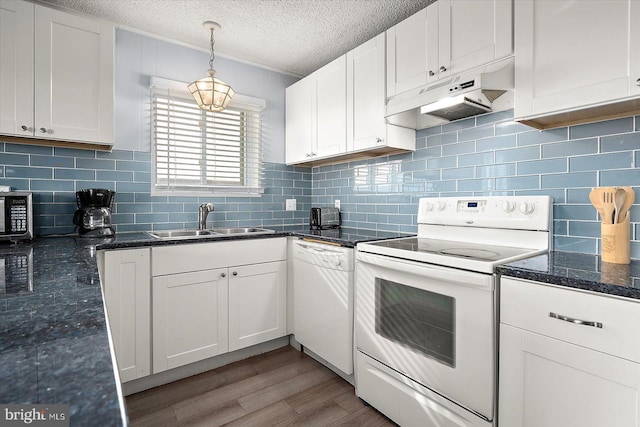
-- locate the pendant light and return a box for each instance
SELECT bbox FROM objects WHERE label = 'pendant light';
[188,21,235,112]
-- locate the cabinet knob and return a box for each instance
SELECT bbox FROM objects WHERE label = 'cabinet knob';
[232,271,238,276]
[428,70,435,77]
[636,78,640,86]
[21,125,29,131]
[221,272,226,278]
[39,127,48,134]
[439,66,447,73]
[376,137,383,144]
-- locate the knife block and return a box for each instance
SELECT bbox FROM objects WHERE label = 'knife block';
[601,213,630,264]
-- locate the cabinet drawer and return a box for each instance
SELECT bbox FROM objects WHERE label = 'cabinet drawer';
[152,237,286,276]
[501,277,640,362]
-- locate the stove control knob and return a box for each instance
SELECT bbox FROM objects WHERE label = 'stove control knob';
[502,200,516,213]
[437,201,447,211]
[519,202,535,215]
[425,202,434,211]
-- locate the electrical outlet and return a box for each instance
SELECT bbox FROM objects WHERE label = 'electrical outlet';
[334,199,340,210]
[285,199,297,211]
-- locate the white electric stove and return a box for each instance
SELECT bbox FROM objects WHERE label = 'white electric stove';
[355,195,552,427]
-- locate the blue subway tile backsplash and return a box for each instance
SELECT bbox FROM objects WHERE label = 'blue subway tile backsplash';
[309,110,640,256]
[1,109,639,257]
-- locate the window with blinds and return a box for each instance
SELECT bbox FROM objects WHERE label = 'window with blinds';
[151,78,265,196]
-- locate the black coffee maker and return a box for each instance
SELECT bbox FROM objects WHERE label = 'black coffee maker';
[73,188,115,237]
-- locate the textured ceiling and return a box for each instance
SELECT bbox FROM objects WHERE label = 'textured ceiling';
[35,0,434,77]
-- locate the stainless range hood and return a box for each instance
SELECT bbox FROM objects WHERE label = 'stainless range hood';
[386,57,514,130]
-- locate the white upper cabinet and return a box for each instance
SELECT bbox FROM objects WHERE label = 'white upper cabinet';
[348,34,386,151]
[35,6,114,144]
[515,0,640,129]
[386,8,428,98]
[315,56,347,158]
[287,32,415,166]
[285,56,346,164]
[431,0,513,81]
[0,1,114,146]
[386,0,512,96]
[347,33,415,153]
[285,76,315,164]
[0,1,33,137]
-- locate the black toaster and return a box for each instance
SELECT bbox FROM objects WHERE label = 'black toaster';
[310,207,341,229]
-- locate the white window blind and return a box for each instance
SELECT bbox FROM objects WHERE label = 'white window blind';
[151,77,265,196]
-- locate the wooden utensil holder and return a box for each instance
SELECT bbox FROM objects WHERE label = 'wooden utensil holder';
[601,213,630,264]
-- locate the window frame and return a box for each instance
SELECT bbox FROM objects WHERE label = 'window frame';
[150,77,266,197]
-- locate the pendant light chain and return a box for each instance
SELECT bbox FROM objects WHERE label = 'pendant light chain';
[209,27,215,70]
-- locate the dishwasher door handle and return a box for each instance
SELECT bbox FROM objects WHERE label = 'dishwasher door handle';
[296,242,343,254]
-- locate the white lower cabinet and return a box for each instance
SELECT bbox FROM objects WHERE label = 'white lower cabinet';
[499,277,640,427]
[100,248,151,383]
[151,238,287,374]
[228,261,287,352]
[152,269,229,373]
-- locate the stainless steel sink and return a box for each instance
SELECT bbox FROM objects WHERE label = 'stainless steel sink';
[146,227,275,240]
[146,229,215,239]
[210,227,275,235]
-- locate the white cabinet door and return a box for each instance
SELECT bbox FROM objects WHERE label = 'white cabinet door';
[101,248,151,383]
[34,5,113,144]
[386,8,428,97]
[500,324,640,427]
[515,0,640,119]
[285,76,315,164]
[434,0,512,80]
[153,269,229,373]
[315,56,347,158]
[347,33,386,152]
[228,261,287,352]
[0,0,33,137]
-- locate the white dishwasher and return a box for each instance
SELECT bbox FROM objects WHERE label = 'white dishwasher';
[292,239,354,374]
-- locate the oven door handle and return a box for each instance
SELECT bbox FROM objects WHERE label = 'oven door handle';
[356,251,493,289]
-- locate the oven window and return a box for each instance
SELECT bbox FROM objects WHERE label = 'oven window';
[375,278,455,367]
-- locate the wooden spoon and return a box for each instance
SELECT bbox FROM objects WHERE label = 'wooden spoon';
[617,186,635,223]
[614,187,626,224]
[589,187,606,221]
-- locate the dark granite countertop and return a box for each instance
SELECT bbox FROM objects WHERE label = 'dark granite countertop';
[497,251,640,301]
[0,237,125,426]
[94,226,414,250]
[0,226,410,425]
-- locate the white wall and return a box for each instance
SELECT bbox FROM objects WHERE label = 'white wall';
[114,29,298,163]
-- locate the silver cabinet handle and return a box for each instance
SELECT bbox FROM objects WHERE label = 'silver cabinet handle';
[232,271,238,276]
[549,312,602,328]
[21,125,28,131]
[221,272,226,278]
[39,127,47,133]
[429,70,435,77]
[439,66,447,72]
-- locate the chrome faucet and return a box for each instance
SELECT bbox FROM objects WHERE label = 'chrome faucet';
[198,203,214,229]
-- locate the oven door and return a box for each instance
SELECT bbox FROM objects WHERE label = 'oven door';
[355,251,495,421]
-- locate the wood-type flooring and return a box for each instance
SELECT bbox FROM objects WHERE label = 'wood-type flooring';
[125,345,396,426]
